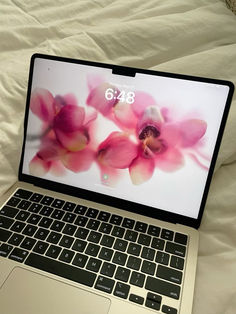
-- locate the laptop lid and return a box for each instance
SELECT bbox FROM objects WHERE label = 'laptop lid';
[19,54,234,229]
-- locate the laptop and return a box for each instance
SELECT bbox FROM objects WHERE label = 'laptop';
[0,54,234,314]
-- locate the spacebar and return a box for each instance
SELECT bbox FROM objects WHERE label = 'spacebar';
[25,253,96,287]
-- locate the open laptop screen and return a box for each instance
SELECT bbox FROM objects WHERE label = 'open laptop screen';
[22,56,230,220]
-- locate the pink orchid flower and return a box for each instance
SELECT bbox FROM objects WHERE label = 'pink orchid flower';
[29,88,96,176]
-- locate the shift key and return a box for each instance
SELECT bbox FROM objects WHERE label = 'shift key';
[145,276,180,300]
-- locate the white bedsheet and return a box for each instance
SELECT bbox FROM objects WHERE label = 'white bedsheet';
[0,1,236,313]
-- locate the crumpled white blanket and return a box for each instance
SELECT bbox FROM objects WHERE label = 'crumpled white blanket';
[0,1,235,313]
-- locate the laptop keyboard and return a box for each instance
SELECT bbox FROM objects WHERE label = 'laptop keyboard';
[0,189,188,314]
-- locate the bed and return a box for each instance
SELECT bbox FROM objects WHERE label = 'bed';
[0,1,236,313]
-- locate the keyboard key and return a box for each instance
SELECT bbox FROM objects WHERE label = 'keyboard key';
[0,215,14,229]
[14,189,32,200]
[170,256,184,270]
[0,228,12,242]
[151,237,165,250]
[97,211,111,222]
[141,260,156,275]
[75,227,89,239]
[162,305,177,314]
[62,224,77,236]
[109,214,122,225]
[40,206,53,217]
[127,243,141,256]
[141,247,155,261]
[72,239,87,252]
[113,239,128,252]
[72,253,88,268]
[87,231,102,243]
[74,205,86,215]
[15,210,30,221]
[156,251,170,265]
[86,208,99,218]
[20,237,36,250]
[0,243,13,257]
[59,249,75,263]
[0,206,19,218]
[99,222,112,234]
[85,243,100,257]
[63,213,76,223]
[145,299,160,311]
[59,235,74,248]
[100,235,115,248]
[33,224,49,240]
[30,193,43,203]
[22,224,37,236]
[7,197,21,207]
[8,233,24,246]
[126,256,141,271]
[161,229,174,241]
[28,203,42,213]
[95,276,115,294]
[10,221,26,232]
[147,225,160,237]
[156,265,182,285]
[46,245,62,259]
[100,262,116,277]
[174,232,188,245]
[130,271,145,287]
[112,252,127,266]
[47,231,62,244]
[9,247,28,262]
[41,196,54,206]
[145,276,180,300]
[39,217,53,229]
[129,294,144,305]
[51,209,64,220]
[50,220,65,232]
[27,214,41,225]
[165,242,186,258]
[111,226,125,238]
[87,219,100,230]
[33,241,49,254]
[122,218,134,229]
[86,257,102,272]
[124,230,138,242]
[138,234,151,246]
[99,247,114,261]
[51,199,65,209]
[115,267,130,282]
[17,200,31,210]
[113,282,130,299]
[134,221,147,233]
[74,216,88,227]
[26,253,96,287]
[63,202,76,212]
[147,292,162,303]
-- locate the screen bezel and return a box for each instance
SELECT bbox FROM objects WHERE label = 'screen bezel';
[19,53,234,229]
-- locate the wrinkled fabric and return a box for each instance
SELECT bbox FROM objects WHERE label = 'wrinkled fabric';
[0,1,236,313]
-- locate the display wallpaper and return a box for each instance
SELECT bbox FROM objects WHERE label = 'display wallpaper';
[22,58,229,218]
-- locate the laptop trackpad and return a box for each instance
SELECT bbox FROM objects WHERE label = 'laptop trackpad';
[0,267,110,314]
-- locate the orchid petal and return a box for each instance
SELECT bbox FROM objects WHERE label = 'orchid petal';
[87,74,105,91]
[53,105,85,133]
[86,83,119,115]
[160,123,181,148]
[50,160,66,176]
[29,155,51,177]
[131,92,156,118]
[179,119,207,147]
[97,132,137,169]
[137,106,164,139]
[114,101,138,129]
[61,148,94,173]
[129,156,155,185]
[30,88,55,122]
[55,128,88,152]
[155,147,184,172]
[38,139,66,161]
